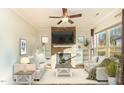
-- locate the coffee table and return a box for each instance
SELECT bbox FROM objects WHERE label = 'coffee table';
[55,63,73,77]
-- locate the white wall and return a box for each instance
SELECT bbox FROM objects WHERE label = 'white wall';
[0,9,38,84]
[95,9,122,33]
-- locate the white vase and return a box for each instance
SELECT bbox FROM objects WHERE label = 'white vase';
[108,77,116,85]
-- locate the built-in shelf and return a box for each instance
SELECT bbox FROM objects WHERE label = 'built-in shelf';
[83,48,89,63]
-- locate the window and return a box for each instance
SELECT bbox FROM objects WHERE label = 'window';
[95,24,122,57]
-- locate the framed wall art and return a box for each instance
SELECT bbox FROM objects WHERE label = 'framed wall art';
[20,39,27,55]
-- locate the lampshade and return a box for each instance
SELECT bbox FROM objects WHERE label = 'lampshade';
[42,36,48,43]
[62,17,68,22]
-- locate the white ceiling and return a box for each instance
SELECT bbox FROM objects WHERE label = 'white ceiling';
[11,8,119,31]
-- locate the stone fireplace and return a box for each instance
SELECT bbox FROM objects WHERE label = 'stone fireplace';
[51,26,76,55]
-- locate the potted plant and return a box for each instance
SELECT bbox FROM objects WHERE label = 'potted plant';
[59,58,66,64]
[83,38,89,47]
[105,60,118,85]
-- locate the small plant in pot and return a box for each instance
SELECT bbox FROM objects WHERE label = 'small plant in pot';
[59,58,66,64]
[105,60,118,85]
[83,38,89,47]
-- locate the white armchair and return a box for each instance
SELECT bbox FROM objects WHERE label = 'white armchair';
[84,56,106,73]
[96,67,108,81]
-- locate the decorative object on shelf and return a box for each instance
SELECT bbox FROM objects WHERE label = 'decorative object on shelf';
[20,39,27,55]
[83,38,89,47]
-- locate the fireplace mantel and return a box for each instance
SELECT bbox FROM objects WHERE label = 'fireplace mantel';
[52,44,74,48]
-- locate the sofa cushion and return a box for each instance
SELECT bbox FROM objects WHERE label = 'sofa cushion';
[13,64,36,74]
[14,64,25,73]
[34,53,46,63]
[26,64,36,71]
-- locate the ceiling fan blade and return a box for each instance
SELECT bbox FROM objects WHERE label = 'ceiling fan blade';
[68,19,74,24]
[69,14,82,18]
[62,8,68,16]
[49,16,61,18]
[57,20,63,24]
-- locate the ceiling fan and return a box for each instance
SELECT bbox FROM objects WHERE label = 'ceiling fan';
[49,8,82,24]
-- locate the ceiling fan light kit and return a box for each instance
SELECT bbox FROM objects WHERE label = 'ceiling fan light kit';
[62,17,68,22]
[49,8,82,24]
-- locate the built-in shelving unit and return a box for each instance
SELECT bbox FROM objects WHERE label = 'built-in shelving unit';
[83,48,89,63]
[76,36,89,64]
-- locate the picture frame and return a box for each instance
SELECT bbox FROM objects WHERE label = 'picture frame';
[20,39,27,55]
